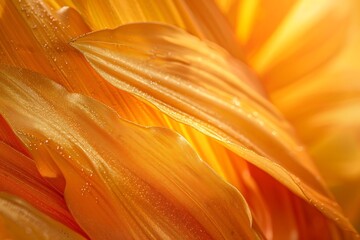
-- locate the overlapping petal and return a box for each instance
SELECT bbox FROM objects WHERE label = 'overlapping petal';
[216,0,352,89]
[0,1,270,235]
[45,0,243,58]
[70,22,357,237]
[1,0,359,238]
[0,140,83,233]
[0,192,85,240]
[217,0,360,231]
[0,66,261,239]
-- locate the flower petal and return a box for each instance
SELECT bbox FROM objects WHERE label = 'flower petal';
[215,0,297,50]
[0,140,84,234]
[0,192,86,240]
[0,4,269,232]
[216,0,354,91]
[249,0,360,230]
[0,66,261,239]
[70,22,358,236]
[0,0,180,128]
[0,115,30,156]
[45,0,243,58]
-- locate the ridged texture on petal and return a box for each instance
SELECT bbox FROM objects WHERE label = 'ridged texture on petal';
[1,0,359,238]
[0,3,269,235]
[71,23,358,238]
[0,141,83,234]
[44,0,243,59]
[216,0,360,231]
[269,2,360,230]
[0,66,261,239]
[216,0,351,89]
[0,192,85,240]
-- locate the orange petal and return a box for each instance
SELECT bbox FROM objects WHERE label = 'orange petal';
[216,0,354,91]
[258,0,360,230]
[70,22,358,236]
[0,115,30,156]
[249,165,358,240]
[0,140,84,234]
[0,4,268,231]
[45,0,243,58]
[215,0,297,51]
[0,66,261,239]
[0,192,86,240]
[0,0,177,127]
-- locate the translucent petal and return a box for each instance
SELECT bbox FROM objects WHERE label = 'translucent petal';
[70,23,358,237]
[45,0,243,58]
[0,66,261,239]
[0,2,268,233]
[216,0,354,91]
[217,0,360,232]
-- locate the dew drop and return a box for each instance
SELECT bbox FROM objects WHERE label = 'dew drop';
[257,119,264,127]
[271,130,278,136]
[232,97,241,107]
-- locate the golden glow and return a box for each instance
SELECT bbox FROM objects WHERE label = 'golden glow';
[0,0,359,238]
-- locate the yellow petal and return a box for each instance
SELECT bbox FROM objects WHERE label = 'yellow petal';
[0,66,261,239]
[2,0,359,236]
[215,0,297,51]
[70,22,358,236]
[260,0,360,230]
[0,192,86,240]
[0,4,267,230]
[0,0,182,128]
[221,0,360,233]
[45,0,243,59]
[216,0,354,91]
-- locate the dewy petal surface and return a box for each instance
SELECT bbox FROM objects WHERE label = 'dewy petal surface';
[218,0,360,230]
[0,2,269,233]
[71,23,358,237]
[1,0,359,237]
[0,192,86,240]
[45,0,243,58]
[0,66,261,239]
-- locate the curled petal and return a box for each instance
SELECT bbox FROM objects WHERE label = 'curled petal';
[0,66,261,239]
[45,0,243,58]
[0,4,267,234]
[70,23,358,236]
